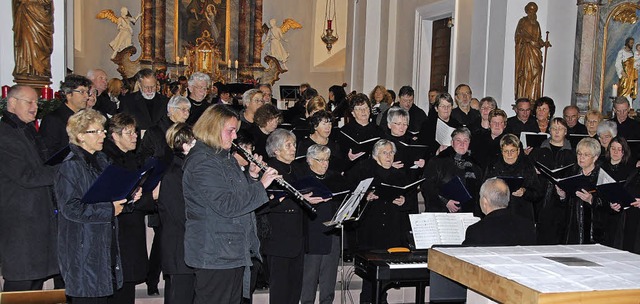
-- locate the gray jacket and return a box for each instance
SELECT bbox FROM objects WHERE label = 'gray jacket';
[182,141,268,297]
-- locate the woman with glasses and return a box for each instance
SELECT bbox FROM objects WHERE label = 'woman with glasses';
[469,96,497,135]
[102,113,159,303]
[533,97,555,134]
[344,139,410,304]
[55,109,142,303]
[419,92,462,158]
[484,134,543,222]
[239,89,265,131]
[470,109,508,169]
[529,118,575,244]
[423,127,482,215]
[139,95,191,166]
[299,144,346,304]
[585,109,603,138]
[596,120,618,162]
[556,138,606,244]
[337,93,383,166]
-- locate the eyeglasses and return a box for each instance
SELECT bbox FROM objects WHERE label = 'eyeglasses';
[380,151,396,156]
[502,149,519,155]
[312,158,330,163]
[14,97,37,105]
[577,152,594,158]
[72,89,89,95]
[353,106,369,112]
[121,130,136,136]
[191,85,209,91]
[172,106,191,113]
[252,98,265,103]
[517,108,531,112]
[586,119,600,124]
[85,129,108,135]
[391,122,408,127]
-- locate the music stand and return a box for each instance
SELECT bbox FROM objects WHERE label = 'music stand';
[324,177,373,304]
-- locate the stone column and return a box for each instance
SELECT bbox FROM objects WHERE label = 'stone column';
[141,0,154,62]
[154,0,166,63]
[253,0,263,66]
[572,0,600,112]
[238,0,250,67]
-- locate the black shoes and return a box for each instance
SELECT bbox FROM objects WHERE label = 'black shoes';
[147,285,160,296]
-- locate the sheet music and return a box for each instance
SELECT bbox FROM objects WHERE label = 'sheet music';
[435,119,456,146]
[597,168,616,185]
[409,213,480,249]
[324,178,373,226]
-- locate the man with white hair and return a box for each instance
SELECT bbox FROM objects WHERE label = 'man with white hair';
[186,72,212,125]
[87,68,117,117]
[462,178,536,246]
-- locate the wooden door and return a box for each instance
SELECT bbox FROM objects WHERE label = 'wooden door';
[430,18,452,92]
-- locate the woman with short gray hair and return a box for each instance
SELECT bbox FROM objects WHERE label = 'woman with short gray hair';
[557,137,606,245]
[596,120,617,151]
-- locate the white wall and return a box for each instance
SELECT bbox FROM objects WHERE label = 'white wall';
[0,0,66,90]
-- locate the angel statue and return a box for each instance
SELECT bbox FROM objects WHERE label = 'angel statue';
[97,7,143,59]
[263,18,302,71]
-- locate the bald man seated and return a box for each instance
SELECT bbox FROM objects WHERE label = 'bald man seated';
[462,178,536,246]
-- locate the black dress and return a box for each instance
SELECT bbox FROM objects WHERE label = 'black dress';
[600,160,636,247]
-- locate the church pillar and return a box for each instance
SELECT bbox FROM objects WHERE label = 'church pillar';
[154,0,166,64]
[141,0,154,62]
[238,0,250,67]
[572,0,599,112]
[253,0,263,66]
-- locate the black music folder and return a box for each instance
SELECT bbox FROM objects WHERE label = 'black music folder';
[520,132,550,148]
[396,141,429,165]
[339,130,380,154]
[552,173,595,195]
[45,145,71,166]
[139,157,166,193]
[597,182,636,208]
[568,134,589,149]
[81,165,152,204]
[535,162,574,179]
[496,176,525,192]
[440,176,473,204]
[374,178,425,201]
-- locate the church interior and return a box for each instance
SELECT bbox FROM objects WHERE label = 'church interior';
[4,0,640,303]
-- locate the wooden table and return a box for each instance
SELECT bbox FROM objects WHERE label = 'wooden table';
[428,244,640,304]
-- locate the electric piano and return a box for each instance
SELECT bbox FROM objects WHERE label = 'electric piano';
[354,250,429,304]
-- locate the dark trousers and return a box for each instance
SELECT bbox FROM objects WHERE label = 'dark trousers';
[70,297,111,304]
[110,281,135,304]
[147,225,162,288]
[3,278,45,291]
[194,267,243,304]
[268,254,304,304]
[164,274,195,304]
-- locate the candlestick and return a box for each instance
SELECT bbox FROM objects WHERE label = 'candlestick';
[235,60,238,69]
[612,84,618,97]
[176,56,180,64]
[1,85,9,98]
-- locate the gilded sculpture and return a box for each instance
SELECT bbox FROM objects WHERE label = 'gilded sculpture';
[12,0,54,83]
[615,37,637,100]
[514,2,551,101]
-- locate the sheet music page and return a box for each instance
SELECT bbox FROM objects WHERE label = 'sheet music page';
[436,119,456,146]
[597,168,616,185]
[409,213,480,249]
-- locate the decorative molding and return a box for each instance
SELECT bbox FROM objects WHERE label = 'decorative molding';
[583,3,598,16]
[611,3,637,24]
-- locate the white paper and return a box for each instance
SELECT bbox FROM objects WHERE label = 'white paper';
[409,213,480,249]
[436,119,456,146]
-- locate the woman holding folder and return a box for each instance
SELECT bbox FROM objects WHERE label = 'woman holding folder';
[55,109,141,303]
[603,137,636,247]
[337,93,382,165]
[343,139,409,304]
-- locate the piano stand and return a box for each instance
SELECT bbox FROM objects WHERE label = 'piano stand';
[369,280,428,304]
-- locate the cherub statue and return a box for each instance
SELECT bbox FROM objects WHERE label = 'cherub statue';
[97,7,143,59]
[262,18,302,71]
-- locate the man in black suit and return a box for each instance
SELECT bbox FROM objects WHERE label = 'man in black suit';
[451,84,481,127]
[259,83,278,105]
[40,74,92,153]
[463,178,536,246]
[119,68,168,132]
[563,105,587,135]
[505,98,538,138]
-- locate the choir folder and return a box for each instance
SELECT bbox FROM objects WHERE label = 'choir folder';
[81,165,153,204]
[440,176,473,204]
[339,130,380,154]
[374,178,425,201]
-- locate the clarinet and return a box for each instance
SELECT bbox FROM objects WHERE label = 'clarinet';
[232,142,317,214]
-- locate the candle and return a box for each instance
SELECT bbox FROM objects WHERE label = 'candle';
[612,84,618,97]
[327,19,333,30]
[228,59,231,68]
[184,56,189,66]
[235,60,238,69]
[1,85,9,98]
[41,85,53,101]
[176,56,180,64]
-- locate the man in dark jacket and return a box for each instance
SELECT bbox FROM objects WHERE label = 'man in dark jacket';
[40,74,92,153]
[87,68,117,117]
[379,86,427,137]
[119,68,168,131]
[505,98,538,138]
[463,178,536,246]
[0,85,60,291]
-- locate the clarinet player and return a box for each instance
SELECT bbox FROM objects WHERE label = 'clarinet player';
[182,105,280,304]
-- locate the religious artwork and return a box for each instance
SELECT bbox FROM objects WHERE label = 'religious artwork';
[601,3,640,112]
[514,2,551,102]
[97,7,143,59]
[178,0,226,56]
[12,0,54,85]
[262,18,302,71]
